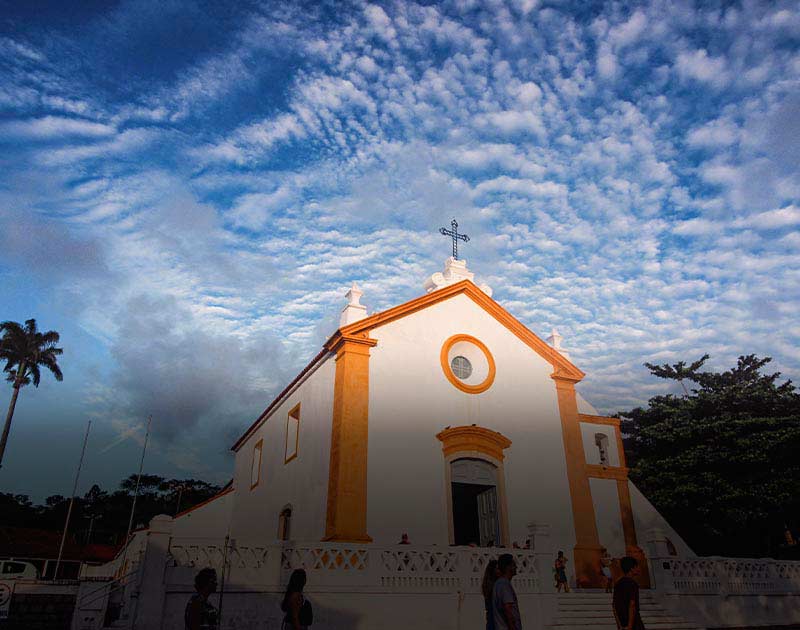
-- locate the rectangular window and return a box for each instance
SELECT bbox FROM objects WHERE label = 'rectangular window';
[285,403,300,464]
[250,439,263,489]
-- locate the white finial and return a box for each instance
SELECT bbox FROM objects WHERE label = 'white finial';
[340,282,367,326]
[423,258,492,296]
[547,328,570,359]
[345,282,363,306]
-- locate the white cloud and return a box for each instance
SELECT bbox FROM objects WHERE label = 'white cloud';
[608,10,647,48]
[0,116,115,139]
[38,127,158,165]
[672,217,724,236]
[686,118,739,148]
[474,110,546,138]
[474,176,567,198]
[675,48,730,87]
[364,4,396,42]
[596,42,618,79]
[735,205,800,230]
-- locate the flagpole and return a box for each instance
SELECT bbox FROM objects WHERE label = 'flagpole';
[118,415,152,589]
[54,420,91,580]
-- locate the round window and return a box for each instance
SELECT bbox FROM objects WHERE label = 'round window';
[450,355,472,380]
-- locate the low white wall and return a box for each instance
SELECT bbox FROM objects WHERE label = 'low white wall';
[160,588,555,630]
[649,553,800,628]
[659,591,800,628]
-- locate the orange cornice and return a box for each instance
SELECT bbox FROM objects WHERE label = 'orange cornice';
[578,414,621,427]
[436,425,512,462]
[332,280,584,382]
[585,464,630,480]
[325,331,378,355]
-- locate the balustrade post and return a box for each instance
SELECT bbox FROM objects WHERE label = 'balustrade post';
[714,557,729,597]
[262,542,283,589]
[528,522,552,593]
[131,514,173,630]
[366,545,384,589]
[763,559,777,593]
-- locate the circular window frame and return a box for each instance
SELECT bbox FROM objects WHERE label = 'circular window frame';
[440,334,496,394]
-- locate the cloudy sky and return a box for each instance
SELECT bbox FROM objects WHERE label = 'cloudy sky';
[1,0,798,499]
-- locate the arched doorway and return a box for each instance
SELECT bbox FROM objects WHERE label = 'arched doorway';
[450,458,500,547]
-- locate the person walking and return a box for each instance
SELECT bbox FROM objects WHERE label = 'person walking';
[281,568,313,630]
[613,556,645,630]
[481,559,500,630]
[601,549,613,593]
[554,551,570,593]
[185,568,218,630]
[492,554,522,630]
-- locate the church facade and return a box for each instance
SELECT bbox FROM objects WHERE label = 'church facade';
[223,257,690,588]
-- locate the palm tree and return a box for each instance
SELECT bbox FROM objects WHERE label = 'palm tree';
[0,319,63,468]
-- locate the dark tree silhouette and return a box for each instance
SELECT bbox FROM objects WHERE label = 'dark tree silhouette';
[0,319,63,468]
[1,474,223,544]
[620,354,800,557]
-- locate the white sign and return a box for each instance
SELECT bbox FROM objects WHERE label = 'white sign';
[0,581,12,620]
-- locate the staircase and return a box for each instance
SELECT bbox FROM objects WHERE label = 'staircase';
[546,590,704,630]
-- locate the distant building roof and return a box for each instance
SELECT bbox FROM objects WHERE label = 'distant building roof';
[0,527,119,563]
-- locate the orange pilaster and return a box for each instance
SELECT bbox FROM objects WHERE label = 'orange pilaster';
[554,376,604,588]
[323,333,376,542]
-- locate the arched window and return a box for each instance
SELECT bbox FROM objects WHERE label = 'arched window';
[595,433,610,466]
[278,506,292,541]
[666,537,678,556]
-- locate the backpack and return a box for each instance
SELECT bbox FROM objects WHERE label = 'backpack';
[299,597,313,626]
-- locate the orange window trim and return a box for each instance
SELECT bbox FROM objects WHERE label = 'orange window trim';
[585,464,630,480]
[440,334,496,394]
[285,403,300,464]
[436,425,511,461]
[250,439,263,490]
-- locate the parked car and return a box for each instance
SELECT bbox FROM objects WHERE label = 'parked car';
[1,560,39,580]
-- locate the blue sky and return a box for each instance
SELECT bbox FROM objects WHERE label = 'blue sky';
[1,0,798,499]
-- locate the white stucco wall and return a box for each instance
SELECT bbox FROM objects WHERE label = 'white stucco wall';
[630,482,695,556]
[230,356,336,544]
[365,292,578,554]
[575,392,598,415]
[173,489,234,538]
[589,477,625,557]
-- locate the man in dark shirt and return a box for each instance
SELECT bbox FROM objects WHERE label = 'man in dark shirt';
[613,556,645,630]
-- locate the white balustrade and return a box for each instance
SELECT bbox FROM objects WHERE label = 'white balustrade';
[654,555,800,595]
[165,539,544,593]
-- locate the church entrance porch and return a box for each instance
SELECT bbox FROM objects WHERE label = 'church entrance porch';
[451,458,501,547]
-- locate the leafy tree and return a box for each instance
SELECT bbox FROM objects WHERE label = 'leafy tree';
[620,354,800,557]
[0,475,223,544]
[0,319,63,468]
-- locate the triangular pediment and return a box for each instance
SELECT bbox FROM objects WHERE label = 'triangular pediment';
[326,280,584,382]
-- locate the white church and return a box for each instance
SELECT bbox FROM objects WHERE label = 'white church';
[79,239,800,630]
[222,254,686,585]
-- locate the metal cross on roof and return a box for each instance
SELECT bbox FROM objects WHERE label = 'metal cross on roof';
[439,219,470,260]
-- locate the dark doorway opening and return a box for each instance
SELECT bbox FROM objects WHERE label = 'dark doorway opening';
[452,482,499,546]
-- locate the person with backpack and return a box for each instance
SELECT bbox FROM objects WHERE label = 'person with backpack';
[281,568,313,630]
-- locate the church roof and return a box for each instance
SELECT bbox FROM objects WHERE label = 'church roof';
[231,279,583,451]
[331,279,584,381]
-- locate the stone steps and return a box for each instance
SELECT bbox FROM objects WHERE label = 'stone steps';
[546,591,704,630]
